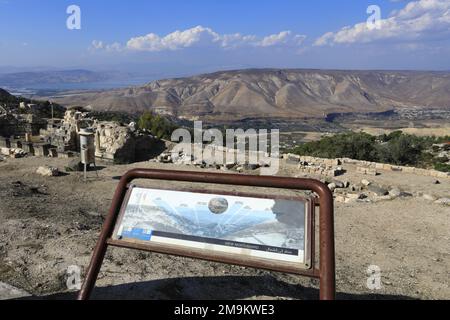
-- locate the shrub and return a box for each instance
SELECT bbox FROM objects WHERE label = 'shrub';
[290,131,431,166]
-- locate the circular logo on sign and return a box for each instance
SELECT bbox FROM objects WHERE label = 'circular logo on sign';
[208,197,228,214]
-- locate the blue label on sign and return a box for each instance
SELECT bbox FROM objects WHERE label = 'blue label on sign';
[121,228,152,241]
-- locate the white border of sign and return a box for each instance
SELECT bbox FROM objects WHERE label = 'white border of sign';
[112,185,312,270]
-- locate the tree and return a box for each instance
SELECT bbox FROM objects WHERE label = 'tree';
[138,111,177,139]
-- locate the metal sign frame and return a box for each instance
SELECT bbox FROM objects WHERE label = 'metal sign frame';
[77,168,335,300]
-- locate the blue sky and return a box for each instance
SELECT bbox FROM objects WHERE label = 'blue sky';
[1,0,450,75]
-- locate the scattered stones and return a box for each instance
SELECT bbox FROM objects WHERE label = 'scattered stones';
[10,148,27,158]
[361,179,371,186]
[157,153,172,164]
[334,181,345,188]
[335,193,366,203]
[243,163,260,171]
[328,180,346,192]
[225,161,237,169]
[36,166,59,177]
[1,147,27,158]
[434,180,441,185]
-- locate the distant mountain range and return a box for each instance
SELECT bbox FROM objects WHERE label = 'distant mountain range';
[30,69,450,121]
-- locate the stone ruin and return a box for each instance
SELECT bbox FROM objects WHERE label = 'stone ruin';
[152,143,275,173]
[284,154,345,177]
[0,107,47,138]
[0,109,158,164]
[94,121,156,163]
[282,154,449,179]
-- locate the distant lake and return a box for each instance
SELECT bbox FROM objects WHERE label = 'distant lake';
[5,76,153,96]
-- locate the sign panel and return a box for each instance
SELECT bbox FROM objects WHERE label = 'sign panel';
[113,187,312,269]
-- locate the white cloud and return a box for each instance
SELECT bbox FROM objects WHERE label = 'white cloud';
[126,26,219,51]
[90,40,104,50]
[314,0,450,46]
[92,26,306,53]
[90,40,123,52]
[259,31,306,47]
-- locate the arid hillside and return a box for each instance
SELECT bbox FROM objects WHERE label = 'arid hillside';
[45,69,450,121]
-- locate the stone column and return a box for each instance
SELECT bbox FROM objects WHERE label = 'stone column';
[95,129,101,155]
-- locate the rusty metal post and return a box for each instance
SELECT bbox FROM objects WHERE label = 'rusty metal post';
[77,175,130,300]
[77,168,335,300]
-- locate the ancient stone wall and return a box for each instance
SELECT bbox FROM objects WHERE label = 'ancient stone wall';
[283,154,450,179]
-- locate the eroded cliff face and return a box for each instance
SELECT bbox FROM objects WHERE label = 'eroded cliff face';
[46,69,450,121]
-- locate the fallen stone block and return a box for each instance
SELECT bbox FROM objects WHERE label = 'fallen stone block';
[346,193,365,200]
[367,185,389,196]
[1,147,11,156]
[389,187,402,198]
[356,166,378,176]
[10,148,27,158]
[36,166,60,177]
[373,195,394,202]
[435,198,450,206]
[65,158,84,172]
[422,194,437,201]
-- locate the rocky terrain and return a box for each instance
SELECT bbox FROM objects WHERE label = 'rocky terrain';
[0,154,448,300]
[44,69,450,121]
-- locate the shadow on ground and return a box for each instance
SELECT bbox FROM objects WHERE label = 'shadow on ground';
[20,275,414,300]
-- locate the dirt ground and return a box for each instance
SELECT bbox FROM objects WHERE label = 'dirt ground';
[0,156,449,300]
